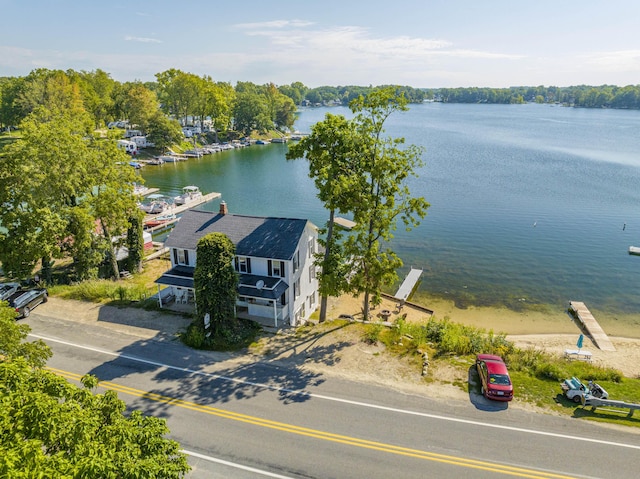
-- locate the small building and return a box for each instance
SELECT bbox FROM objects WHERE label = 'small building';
[117,139,138,155]
[130,136,155,148]
[155,202,319,327]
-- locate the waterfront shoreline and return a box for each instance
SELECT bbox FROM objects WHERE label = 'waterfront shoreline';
[327,293,640,377]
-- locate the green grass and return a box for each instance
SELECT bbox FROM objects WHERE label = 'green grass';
[350,315,640,428]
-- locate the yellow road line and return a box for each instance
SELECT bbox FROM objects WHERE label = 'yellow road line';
[48,367,575,479]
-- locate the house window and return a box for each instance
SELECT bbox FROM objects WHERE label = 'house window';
[293,250,300,273]
[308,292,316,310]
[294,278,300,299]
[175,249,189,266]
[308,237,315,257]
[235,256,251,273]
[268,260,285,278]
[309,265,316,282]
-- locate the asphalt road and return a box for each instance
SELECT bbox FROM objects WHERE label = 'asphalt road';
[23,311,640,479]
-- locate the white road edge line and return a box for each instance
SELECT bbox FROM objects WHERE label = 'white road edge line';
[30,333,640,451]
[182,449,296,478]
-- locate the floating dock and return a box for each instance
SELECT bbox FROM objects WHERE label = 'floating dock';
[394,267,423,302]
[334,217,356,230]
[144,192,221,232]
[569,301,616,351]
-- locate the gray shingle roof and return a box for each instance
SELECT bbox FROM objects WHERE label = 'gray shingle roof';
[165,209,309,260]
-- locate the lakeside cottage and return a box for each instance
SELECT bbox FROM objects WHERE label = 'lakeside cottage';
[155,202,319,327]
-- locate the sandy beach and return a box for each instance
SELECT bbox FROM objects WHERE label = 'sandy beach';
[325,293,640,379]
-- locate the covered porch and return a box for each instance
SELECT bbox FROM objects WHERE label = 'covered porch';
[154,266,291,328]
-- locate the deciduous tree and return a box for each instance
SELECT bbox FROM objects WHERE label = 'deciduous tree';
[0,309,190,478]
[286,113,362,322]
[344,87,429,319]
[194,232,239,335]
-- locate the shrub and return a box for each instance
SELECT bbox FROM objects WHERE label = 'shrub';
[363,323,383,345]
[181,322,206,349]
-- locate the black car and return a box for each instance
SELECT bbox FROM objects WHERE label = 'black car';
[0,282,21,301]
[6,288,48,318]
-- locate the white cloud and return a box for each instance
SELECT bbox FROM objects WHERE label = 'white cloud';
[124,36,162,44]
[230,21,518,64]
[234,19,315,30]
[580,50,640,73]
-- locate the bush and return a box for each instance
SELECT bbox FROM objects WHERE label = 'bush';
[181,322,206,349]
[422,316,514,357]
[181,318,261,351]
[363,323,383,345]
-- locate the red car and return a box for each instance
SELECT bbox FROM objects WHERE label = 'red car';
[476,354,513,401]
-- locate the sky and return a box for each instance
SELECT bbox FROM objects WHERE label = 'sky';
[1,0,640,88]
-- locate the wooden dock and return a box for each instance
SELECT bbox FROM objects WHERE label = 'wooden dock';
[144,192,221,232]
[569,301,616,351]
[394,267,423,302]
[334,217,356,230]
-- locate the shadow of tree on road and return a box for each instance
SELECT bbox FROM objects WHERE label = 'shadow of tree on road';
[88,321,355,419]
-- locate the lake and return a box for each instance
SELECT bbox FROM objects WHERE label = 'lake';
[141,103,640,318]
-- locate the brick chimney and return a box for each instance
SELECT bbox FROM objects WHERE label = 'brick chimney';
[219,200,228,215]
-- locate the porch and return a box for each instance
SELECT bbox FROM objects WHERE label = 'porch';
[156,295,290,330]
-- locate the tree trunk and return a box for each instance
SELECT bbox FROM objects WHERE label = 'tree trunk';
[40,256,53,284]
[363,289,370,321]
[318,208,337,323]
[100,220,120,280]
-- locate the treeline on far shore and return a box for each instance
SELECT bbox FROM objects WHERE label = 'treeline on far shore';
[428,84,640,109]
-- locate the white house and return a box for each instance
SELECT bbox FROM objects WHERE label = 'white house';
[117,139,138,155]
[130,135,154,148]
[155,202,319,327]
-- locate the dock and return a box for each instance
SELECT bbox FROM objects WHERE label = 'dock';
[569,301,616,351]
[394,267,423,302]
[144,191,221,232]
[334,217,356,230]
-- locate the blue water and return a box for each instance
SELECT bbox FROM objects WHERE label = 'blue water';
[141,103,640,315]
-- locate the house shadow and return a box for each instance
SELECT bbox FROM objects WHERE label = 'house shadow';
[467,366,509,412]
[87,316,353,420]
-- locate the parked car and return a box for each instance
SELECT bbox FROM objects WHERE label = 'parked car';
[6,288,48,318]
[0,282,21,301]
[476,354,513,401]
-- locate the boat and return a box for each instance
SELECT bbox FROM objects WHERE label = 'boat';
[629,246,640,255]
[271,137,288,143]
[148,157,165,165]
[139,194,172,214]
[255,139,270,145]
[144,213,178,228]
[174,185,203,205]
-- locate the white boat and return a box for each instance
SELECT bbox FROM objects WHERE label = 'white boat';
[139,194,172,214]
[174,185,203,205]
[629,246,640,255]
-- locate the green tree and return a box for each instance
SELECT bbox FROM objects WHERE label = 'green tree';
[0,107,139,281]
[194,232,239,336]
[233,90,272,135]
[286,113,361,322]
[0,308,190,478]
[67,69,117,128]
[344,88,429,319]
[0,305,51,367]
[126,213,145,273]
[119,81,159,131]
[155,69,200,125]
[146,110,183,153]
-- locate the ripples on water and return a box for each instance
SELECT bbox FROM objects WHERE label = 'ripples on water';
[141,103,640,315]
